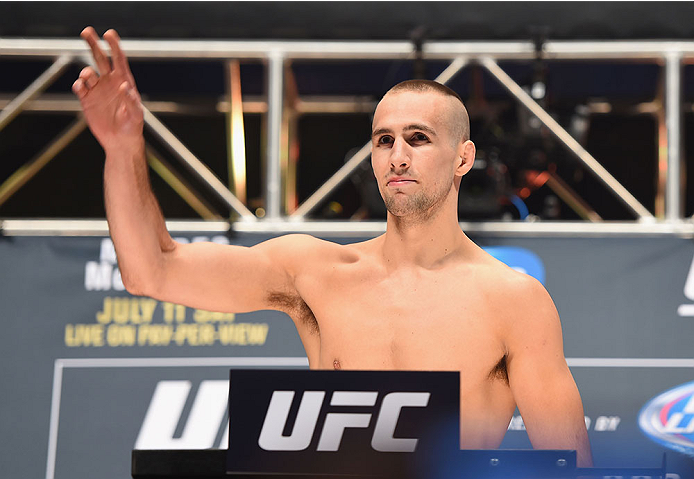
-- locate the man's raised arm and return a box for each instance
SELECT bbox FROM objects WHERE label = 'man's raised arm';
[504,275,594,467]
[72,27,307,314]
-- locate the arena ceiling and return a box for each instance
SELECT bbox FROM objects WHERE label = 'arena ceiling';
[1,2,694,42]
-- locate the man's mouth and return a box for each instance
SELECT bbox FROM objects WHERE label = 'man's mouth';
[387,179,417,186]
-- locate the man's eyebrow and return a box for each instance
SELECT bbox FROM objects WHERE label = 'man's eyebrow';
[404,123,437,136]
[371,127,391,138]
[371,124,437,138]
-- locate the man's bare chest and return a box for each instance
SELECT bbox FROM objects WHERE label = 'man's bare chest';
[295,265,506,374]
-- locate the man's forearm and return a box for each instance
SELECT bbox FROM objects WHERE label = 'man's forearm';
[103,139,174,295]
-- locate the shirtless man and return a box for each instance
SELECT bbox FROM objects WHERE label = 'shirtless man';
[73,27,592,467]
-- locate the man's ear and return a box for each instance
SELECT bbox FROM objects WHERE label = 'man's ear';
[455,140,476,177]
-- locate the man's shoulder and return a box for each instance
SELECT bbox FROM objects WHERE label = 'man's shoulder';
[267,233,328,250]
[265,233,373,269]
[466,248,541,292]
[467,249,556,323]
[270,233,374,252]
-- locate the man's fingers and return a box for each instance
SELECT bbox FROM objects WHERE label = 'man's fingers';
[119,81,141,107]
[72,79,88,100]
[81,26,111,74]
[104,29,136,86]
[79,66,99,89]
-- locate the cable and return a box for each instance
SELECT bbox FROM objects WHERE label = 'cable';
[509,194,529,219]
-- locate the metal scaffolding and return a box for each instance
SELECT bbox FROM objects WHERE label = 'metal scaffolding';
[0,36,692,237]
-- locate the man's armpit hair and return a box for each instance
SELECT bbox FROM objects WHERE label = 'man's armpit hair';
[267,291,319,334]
[488,354,509,385]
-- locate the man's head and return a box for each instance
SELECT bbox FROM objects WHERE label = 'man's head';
[386,80,470,145]
[371,80,475,220]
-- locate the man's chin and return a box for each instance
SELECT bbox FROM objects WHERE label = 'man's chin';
[384,203,424,218]
[383,199,410,217]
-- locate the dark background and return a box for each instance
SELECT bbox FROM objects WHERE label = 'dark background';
[3,2,694,41]
[0,1,692,221]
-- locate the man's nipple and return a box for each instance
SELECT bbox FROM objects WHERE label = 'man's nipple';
[333,359,341,370]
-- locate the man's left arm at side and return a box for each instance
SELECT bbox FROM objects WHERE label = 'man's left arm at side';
[504,275,593,467]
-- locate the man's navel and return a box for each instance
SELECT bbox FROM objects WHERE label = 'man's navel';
[333,359,341,370]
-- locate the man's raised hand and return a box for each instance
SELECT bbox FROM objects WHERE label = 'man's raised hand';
[72,27,143,152]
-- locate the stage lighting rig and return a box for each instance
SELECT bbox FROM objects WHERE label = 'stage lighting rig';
[410,26,430,80]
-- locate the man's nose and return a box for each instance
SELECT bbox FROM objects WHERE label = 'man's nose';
[389,138,411,170]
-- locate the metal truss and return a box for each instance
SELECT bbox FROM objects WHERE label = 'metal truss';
[1,37,692,236]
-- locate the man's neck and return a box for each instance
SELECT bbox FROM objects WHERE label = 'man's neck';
[381,205,469,270]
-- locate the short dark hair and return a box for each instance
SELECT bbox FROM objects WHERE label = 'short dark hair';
[384,79,470,143]
[388,79,463,103]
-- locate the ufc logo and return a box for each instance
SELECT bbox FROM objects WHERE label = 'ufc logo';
[258,390,430,452]
[135,380,229,450]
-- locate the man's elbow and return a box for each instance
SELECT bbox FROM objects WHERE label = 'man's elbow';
[121,272,150,297]
[120,266,162,298]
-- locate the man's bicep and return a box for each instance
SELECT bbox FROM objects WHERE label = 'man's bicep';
[151,235,307,314]
[505,276,592,465]
[509,352,591,463]
[505,276,567,389]
[506,283,570,433]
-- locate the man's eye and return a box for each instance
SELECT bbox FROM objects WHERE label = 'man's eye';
[378,136,393,145]
[411,133,429,142]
